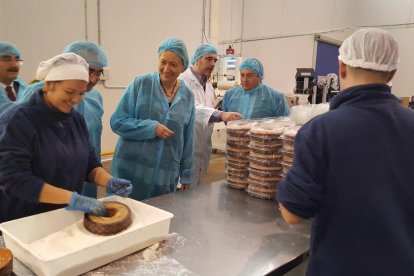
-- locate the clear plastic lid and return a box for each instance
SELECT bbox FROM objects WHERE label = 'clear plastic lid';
[250,146,281,155]
[227,166,249,174]
[250,135,281,143]
[226,161,249,170]
[226,135,250,143]
[249,171,282,183]
[247,185,277,199]
[226,119,256,133]
[248,178,278,188]
[250,123,286,136]
[249,160,283,171]
[249,157,281,166]
[227,141,251,147]
[226,155,249,164]
[252,116,294,127]
[250,140,283,149]
[249,167,281,177]
[226,131,250,137]
[249,151,282,160]
[226,145,250,153]
[226,151,250,159]
[280,126,301,140]
[226,170,249,178]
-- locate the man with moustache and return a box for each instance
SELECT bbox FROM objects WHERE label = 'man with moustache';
[0,41,26,111]
[180,44,242,186]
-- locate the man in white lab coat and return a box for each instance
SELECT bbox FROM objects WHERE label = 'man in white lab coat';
[180,44,242,186]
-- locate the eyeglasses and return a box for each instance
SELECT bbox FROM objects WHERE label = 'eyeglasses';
[0,55,23,65]
[89,69,104,77]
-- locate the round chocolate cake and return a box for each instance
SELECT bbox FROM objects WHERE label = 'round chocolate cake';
[0,247,13,276]
[84,201,132,236]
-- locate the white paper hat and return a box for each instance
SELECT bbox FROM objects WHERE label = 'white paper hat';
[338,28,399,72]
[36,53,89,82]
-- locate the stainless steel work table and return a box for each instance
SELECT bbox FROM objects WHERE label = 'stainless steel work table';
[1,180,311,275]
[141,179,311,275]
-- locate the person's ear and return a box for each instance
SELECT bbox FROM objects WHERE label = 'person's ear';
[43,81,58,92]
[339,60,347,80]
[386,70,397,83]
[43,81,50,92]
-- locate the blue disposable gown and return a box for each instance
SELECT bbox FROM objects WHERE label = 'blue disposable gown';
[110,72,195,200]
[0,90,99,223]
[222,83,290,118]
[277,84,414,276]
[18,82,104,197]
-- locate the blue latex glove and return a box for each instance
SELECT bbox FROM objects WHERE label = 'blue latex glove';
[66,192,107,216]
[106,177,133,197]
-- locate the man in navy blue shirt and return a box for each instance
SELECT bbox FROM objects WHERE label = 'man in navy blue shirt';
[277,28,414,276]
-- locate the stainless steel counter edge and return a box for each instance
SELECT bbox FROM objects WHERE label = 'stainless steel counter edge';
[142,180,311,276]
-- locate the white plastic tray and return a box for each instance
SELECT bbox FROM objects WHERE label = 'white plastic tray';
[0,195,173,276]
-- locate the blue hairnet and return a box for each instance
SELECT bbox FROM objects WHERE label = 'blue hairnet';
[239,57,264,80]
[191,44,218,64]
[0,41,21,57]
[158,37,189,70]
[63,41,108,68]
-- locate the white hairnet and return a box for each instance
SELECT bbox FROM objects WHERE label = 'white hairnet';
[36,53,89,82]
[338,28,399,72]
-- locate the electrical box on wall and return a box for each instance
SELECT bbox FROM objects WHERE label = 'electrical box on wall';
[219,57,243,83]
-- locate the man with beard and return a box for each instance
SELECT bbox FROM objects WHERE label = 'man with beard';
[180,44,242,186]
[0,41,26,112]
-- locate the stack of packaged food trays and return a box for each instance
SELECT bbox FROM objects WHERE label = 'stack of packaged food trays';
[247,122,287,199]
[279,126,301,177]
[225,120,256,189]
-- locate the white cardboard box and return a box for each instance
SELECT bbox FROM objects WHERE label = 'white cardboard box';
[0,196,173,276]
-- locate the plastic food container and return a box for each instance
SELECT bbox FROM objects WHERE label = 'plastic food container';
[0,196,173,276]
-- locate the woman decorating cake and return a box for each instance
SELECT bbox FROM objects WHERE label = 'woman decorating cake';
[0,53,132,223]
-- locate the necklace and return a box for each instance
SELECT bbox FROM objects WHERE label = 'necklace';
[160,80,178,96]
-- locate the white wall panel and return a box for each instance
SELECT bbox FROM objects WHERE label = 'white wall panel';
[352,0,413,26]
[280,0,336,35]
[331,0,355,30]
[99,0,203,87]
[0,0,86,82]
[241,36,315,96]
[242,0,283,39]
[218,0,243,53]
[386,28,414,97]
